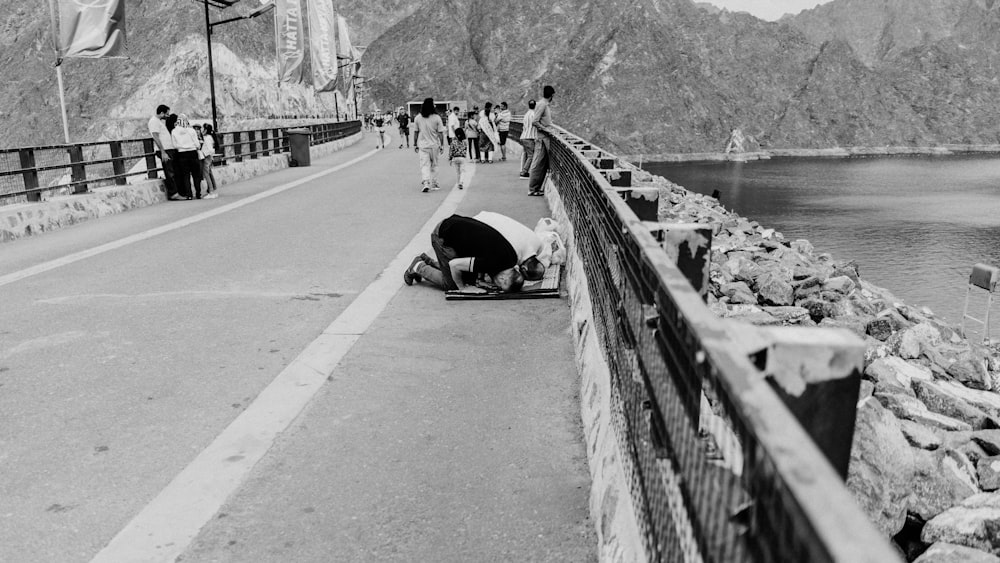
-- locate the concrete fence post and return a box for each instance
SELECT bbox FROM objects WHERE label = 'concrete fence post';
[645,222,713,301]
[68,144,87,194]
[18,148,40,202]
[142,138,158,180]
[109,141,127,185]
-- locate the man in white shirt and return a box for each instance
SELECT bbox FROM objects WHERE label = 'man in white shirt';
[518,99,537,179]
[447,107,461,141]
[148,104,180,199]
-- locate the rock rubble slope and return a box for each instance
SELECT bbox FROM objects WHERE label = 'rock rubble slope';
[641,165,1000,561]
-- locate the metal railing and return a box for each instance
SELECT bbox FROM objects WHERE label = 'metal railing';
[533,122,901,562]
[0,120,361,205]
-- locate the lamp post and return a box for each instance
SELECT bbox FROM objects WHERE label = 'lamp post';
[202,0,275,132]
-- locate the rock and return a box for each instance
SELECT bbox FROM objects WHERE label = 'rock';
[866,356,932,390]
[900,419,943,450]
[895,323,944,360]
[867,309,911,341]
[859,379,875,401]
[909,411,976,432]
[790,239,813,255]
[755,272,794,306]
[818,315,869,337]
[847,397,915,536]
[914,380,997,430]
[971,431,1000,456]
[719,281,757,304]
[978,456,1000,492]
[914,542,1000,563]
[759,306,810,323]
[947,353,992,391]
[876,392,973,431]
[832,260,861,285]
[909,448,979,521]
[922,493,1000,554]
[798,297,839,323]
[932,382,1000,419]
[824,275,856,294]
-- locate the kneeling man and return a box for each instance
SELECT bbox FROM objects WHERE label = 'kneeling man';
[404,214,524,294]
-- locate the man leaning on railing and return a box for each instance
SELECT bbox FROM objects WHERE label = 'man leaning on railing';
[148,104,179,199]
[526,85,555,197]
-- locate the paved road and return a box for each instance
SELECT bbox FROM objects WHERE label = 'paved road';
[0,132,596,562]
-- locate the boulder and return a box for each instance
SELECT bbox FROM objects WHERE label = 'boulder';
[947,353,992,392]
[900,419,943,450]
[978,456,1000,492]
[847,397,915,536]
[876,391,929,418]
[790,239,813,255]
[818,316,869,338]
[866,356,932,390]
[832,260,861,285]
[867,309,911,341]
[922,493,1000,554]
[893,323,944,360]
[932,382,1000,419]
[914,542,1000,563]
[824,275,856,295]
[909,448,979,521]
[755,272,794,306]
[719,281,757,304]
[914,380,997,430]
[759,306,810,323]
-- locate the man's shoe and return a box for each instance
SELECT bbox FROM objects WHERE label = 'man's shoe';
[457,183,463,190]
[403,256,423,285]
[519,173,529,178]
[422,186,430,193]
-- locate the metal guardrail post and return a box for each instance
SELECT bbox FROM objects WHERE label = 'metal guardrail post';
[232,131,243,162]
[109,141,127,185]
[68,144,87,194]
[18,148,40,202]
[142,138,158,179]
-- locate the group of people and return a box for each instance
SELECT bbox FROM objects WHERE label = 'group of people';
[149,104,221,200]
[401,84,558,295]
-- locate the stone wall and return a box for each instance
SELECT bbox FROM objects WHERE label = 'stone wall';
[0,132,362,243]
[543,176,646,563]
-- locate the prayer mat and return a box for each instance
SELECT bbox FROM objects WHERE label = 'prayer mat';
[445,265,562,301]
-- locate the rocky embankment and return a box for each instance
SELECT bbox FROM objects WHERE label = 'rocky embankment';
[635,167,1000,562]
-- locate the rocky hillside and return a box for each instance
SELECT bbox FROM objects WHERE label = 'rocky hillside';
[0,0,413,148]
[4,0,1000,154]
[364,0,1000,155]
[644,167,1000,561]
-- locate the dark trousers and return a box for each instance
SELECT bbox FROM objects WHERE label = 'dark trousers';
[520,139,535,176]
[174,150,203,198]
[527,136,550,193]
[467,137,480,161]
[161,149,178,197]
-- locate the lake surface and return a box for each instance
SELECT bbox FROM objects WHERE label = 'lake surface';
[645,155,1000,340]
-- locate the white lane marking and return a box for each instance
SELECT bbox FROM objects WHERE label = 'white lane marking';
[0,149,377,289]
[90,186,466,563]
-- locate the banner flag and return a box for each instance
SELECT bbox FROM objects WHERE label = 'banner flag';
[57,0,126,58]
[336,15,361,61]
[306,0,337,92]
[275,0,305,84]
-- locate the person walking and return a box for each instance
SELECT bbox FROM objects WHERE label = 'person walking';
[200,123,221,199]
[170,114,204,199]
[496,101,512,161]
[448,128,474,190]
[527,85,555,196]
[478,102,499,164]
[464,110,480,162]
[397,110,410,148]
[148,104,180,200]
[412,97,445,193]
[518,99,537,180]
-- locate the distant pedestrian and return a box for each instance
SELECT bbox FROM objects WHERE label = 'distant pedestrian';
[518,99,537,180]
[496,102,511,161]
[170,114,203,199]
[373,113,386,149]
[447,106,461,141]
[449,128,474,190]
[478,102,499,164]
[149,104,180,200]
[527,85,555,196]
[397,110,410,148]
[200,123,220,199]
[412,97,445,193]
[464,110,480,161]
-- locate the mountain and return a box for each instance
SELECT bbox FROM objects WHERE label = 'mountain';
[0,1,412,148]
[3,0,1000,154]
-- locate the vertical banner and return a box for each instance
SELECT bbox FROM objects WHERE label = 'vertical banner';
[336,15,361,61]
[306,0,337,92]
[275,0,305,84]
[57,0,126,58]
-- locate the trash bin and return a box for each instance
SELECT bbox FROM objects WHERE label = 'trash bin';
[286,127,312,167]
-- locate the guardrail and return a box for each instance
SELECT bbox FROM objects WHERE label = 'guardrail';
[0,120,361,205]
[527,121,901,562]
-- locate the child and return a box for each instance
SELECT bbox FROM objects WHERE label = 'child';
[449,128,474,190]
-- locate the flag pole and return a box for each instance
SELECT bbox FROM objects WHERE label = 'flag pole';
[48,0,71,143]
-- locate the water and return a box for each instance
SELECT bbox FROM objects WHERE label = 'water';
[645,155,1000,340]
